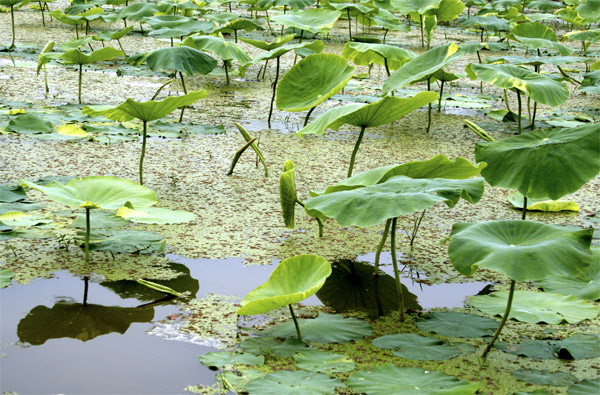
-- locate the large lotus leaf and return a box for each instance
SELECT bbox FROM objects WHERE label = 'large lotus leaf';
[415,312,497,338]
[382,43,463,93]
[117,2,158,21]
[217,18,264,34]
[198,351,264,370]
[239,34,296,50]
[245,370,344,395]
[576,0,600,21]
[391,0,443,15]
[461,15,510,32]
[294,350,355,374]
[0,269,14,288]
[260,313,372,343]
[342,42,415,70]
[0,185,27,202]
[513,36,573,55]
[508,192,580,212]
[322,155,485,194]
[511,21,557,41]
[296,92,438,135]
[86,229,165,254]
[475,124,600,200]
[280,161,299,228]
[240,337,311,358]
[535,247,600,300]
[496,333,600,360]
[568,378,600,395]
[270,9,342,34]
[20,176,157,210]
[82,91,208,122]
[348,365,478,394]
[182,35,251,63]
[116,205,197,224]
[373,334,463,360]
[432,0,465,21]
[237,255,331,315]
[305,176,484,227]
[469,63,568,106]
[513,369,578,386]
[369,9,410,31]
[146,46,217,76]
[470,291,598,324]
[448,220,593,282]
[7,113,53,134]
[60,47,123,65]
[276,53,355,112]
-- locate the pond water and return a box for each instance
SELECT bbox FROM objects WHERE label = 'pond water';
[1,254,488,394]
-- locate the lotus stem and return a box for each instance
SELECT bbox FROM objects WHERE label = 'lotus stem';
[262,58,268,79]
[224,61,230,85]
[117,39,126,56]
[384,57,390,77]
[438,80,444,111]
[178,72,188,123]
[139,120,147,185]
[268,57,280,129]
[316,217,323,237]
[522,196,527,220]
[390,218,405,321]
[373,219,392,317]
[516,90,522,134]
[481,279,515,359]
[347,9,352,40]
[409,209,426,252]
[303,106,316,127]
[75,24,79,39]
[39,1,45,26]
[83,276,89,306]
[420,14,424,47]
[288,304,303,342]
[9,5,15,51]
[43,64,49,93]
[84,207,91,263]
[503,90,511,113]
[151,79,174,100]
[227,137,257,176]
[426,79,432,133]
[383,29,388,44]
[347,125,366,177]
[531,102,537,130]
[78,64,83,104]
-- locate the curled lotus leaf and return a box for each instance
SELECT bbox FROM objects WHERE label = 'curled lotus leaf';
[145,46,218,76]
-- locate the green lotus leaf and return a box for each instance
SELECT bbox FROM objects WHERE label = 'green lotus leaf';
[238,41,325,74]
[496,333,600,360]
[475,124,600,200]
[369,9,410,32]
[527,0,563,12]
[270,8,342,35]
[342,42,415,70]
[328,2,376,14]
[469,63,568,106]
[0,268,14,289]
[535,247,600,300]
[116,205,197,224]
[147,20,215,38]
[61,37,93,51]
[182,35,252,63]
[568,378,600,395]
[0,185,27,202]
[348,365,479,394]
[144,15,195,29]
[294,350,355,374]
[245,370,344,395]
[205,12,238,25]
[237,255,331,315]
[93,26,133,42]
[391,0,443,15]
[448,220,593,282]
[198,351,264,370]
[217,18,264,35]
[471,291,598,324]
[508,191,579,212]
[382,42,463,93]
[217,369,266,393]
[485,55,587,67]
[295,104,363,136]
[117,2,158,21]
[71,210,128,229]
[512,369,578,386]
[576,0,600,22]
[20,176,157,210]
[260,312,372,343]
[86,229,165,254]
[82,91,208,122]
[145,46,218,76]
[240,337,310,357]
[562,29,600,43]
[0,211,51,227]
[415,312,497,338]
[7,113,53,134]
[239,34,296,50]
[305,176,484,227]
[276,53,355,112]
[60,47,123,65]
[373,333,463,360]
[280,161,299,228]
[36,41,55,74]
[49,10,85,25]
[461,15,510,32]
[433,0,465,22]
[580,70,600,94]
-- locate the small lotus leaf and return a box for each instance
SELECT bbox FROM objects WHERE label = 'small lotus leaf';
[471,291,598,324]
[342,42,415,70]
[280,161,299,228]
[240,337,310,357]
[116,205,197,224]
[277,53,355,112]
[0,268,14,288]
[237,255,331,315]
[372,334,462,360]
[294,350,355,374]
[513,369,578,386]
[238,41,325,74]
[415,312,497,338]
[0,185,27,203]
[60,47,123,65]
[86,229,165,254]
[568,378,600,395]
[198,351,264,370]
[245,370,344,395]
[7,113,53,134]
[261,313,372,343]
[348,365,478,394]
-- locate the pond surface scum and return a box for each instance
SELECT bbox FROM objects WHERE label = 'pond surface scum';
[0,0,599,394]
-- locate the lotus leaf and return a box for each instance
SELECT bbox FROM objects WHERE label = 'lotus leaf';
[415,311,497,338]
[260,313,372,343]
[508,192,579,212]
[270,8,342,35]
[7,113,53,134]
[239,34,296,50]
[305,176,484,228]
[245,370,344,395]
[217,369,266,393]
[276,53,355,112]
[145,46,218,76]
[280,161,299,228]
[460,15,510,33]
[116,205,197,224]
[486,55,587,67]
[0,268,14,288]
[240,337,310,357]
[580,70,600,94]
[510,23,573,55]
[470,291,598,324]
[512,369,578,386]
[568,378,600,395]
[86,229,165,254]
[144,15,195,29]
[372,333,462,360]
[382,42,463,93]
[342,42,415,72]
[71,210,128,229]
[60,47,123,65]
[117,2,158,22]
[293,350,355,374]
[348,365,478,394]
[182,35,251,64]
[576,0,600,21]
[475,124,600,200]
[0,185,27,202]
[237,254,331,315]
[496,333,600,360]
[0,212,51,227]
[433,0,465,22]
[391,0,443,15]
[198,351,264,370]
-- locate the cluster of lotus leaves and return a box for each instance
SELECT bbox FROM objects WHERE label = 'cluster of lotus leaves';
[237,255,332,315]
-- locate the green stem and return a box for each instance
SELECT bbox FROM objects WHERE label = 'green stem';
[420,14,424,47]
[75,24,79,39]
[288,304,303,342]
[84,207,91,263]
[139,120,147,185]
[267,56,280,129]
[516,90,522,134]
[390,218,404,321]
[503,90,511,113]
[347,9,352,40]
[224,61,230,85]
[438,80,444,111]
[39,1,45,26]
[409,209,426,252]
[531,102,537,131]
[316,217,323,237]
[9,5,15,51]
[347,125,366,178]
[373,219,392,317]
[178,72,188,123]
[78,64,83,104]
[43,64,49,93]
[481,279,516,359]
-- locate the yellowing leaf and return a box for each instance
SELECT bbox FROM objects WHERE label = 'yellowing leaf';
[57,124,88,137]
[7,109,26,115]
